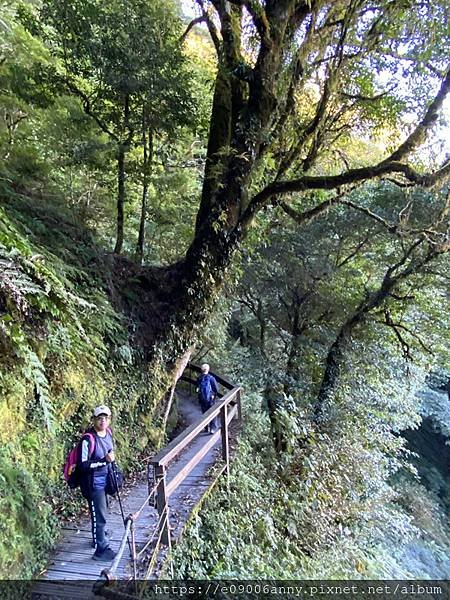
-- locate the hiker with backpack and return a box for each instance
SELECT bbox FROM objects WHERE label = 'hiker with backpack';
[78,404,117,562]
[196,363,219,433]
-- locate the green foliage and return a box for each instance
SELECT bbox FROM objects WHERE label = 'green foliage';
[233,183,450,404]
[0,445,58,579]
[33,0,197,133]
[0,193,168,578]
[1,0,449,583]
[2,0,209,258]
[173,355,449,579]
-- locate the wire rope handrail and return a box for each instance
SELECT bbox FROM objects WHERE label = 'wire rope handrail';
[95,484,166,590]
[136,503,168,559]
[144,510,171,580]
[131,479,160,522]
[93,362,241,592]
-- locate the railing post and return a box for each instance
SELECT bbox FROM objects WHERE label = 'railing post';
[130,518,137,582]
[155,464,170,546]
[237,388,242,422]
[220,404,230,483]
[148,463,156,508]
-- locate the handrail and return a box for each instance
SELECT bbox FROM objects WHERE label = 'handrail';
[166,403,238,497]
[151,387,240,468]
[131,479,160,521]
[136,505,167,558]
[94,517,132,592]
[149,364,241,548]
[144,509,171,580]
[108,518,132,577]
[94,362,241,592]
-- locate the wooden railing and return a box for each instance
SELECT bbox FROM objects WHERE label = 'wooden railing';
[95,363,241,589]
[149,363,242,546]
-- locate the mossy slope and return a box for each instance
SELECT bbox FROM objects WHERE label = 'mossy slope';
[0,189,162,578]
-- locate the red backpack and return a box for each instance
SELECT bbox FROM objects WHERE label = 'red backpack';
[63,432,96,489]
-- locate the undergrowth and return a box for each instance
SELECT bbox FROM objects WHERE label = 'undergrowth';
[0,190,164,578]
[171,355,450,579]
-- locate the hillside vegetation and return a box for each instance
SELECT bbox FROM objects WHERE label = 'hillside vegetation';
[0,191,163,577]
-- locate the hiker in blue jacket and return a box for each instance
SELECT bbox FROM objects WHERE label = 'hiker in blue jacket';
[78,404,116,562]
[196,363,219,433]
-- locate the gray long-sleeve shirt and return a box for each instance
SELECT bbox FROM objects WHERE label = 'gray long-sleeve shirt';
[80,429,113,490]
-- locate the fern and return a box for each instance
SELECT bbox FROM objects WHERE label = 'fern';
[0,254,46,314]
[28,350,55,433]
[2,318,56,432]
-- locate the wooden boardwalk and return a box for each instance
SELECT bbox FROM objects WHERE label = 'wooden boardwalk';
[32,389,224,598]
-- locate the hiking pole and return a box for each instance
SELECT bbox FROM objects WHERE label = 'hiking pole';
[111,461,134,558]
[111,462,126,522]
[107,443,126,524]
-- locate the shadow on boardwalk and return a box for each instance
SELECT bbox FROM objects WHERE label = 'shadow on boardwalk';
[33,388,229,598]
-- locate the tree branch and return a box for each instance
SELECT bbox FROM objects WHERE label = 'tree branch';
[277,184,420,240]
[378,49,445,79]
[240,159,450,232]
[382,309,413,360]
[179,15,206,44]
[378,309,434,357]
[336,236,371,269]
[314,234,444,421]
[238,66,450,232]
[195,0,221,54]
[380,65,450,164]
[277,66,336,178]
[278,186,356,227]
[63,78,119,141]
[227,0,271,42]
[338,198,397,232]
[340,88,393,102]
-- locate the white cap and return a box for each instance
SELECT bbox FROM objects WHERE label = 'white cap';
[201,363,210,373]
[93,405,112,417]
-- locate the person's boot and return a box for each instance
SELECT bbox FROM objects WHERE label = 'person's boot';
[92,547,116,561]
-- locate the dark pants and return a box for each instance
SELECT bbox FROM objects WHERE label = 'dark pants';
[88,489,108,552]
[200,398,217,430]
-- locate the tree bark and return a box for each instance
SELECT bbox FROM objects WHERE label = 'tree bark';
[265,379,286,453]
[314,314,362,422]
[136,112,153,263]
[114,142,126,255]
[114,95,131,255]
[257,299,266,356]
[284,302,304,398]
[119,3,449,406]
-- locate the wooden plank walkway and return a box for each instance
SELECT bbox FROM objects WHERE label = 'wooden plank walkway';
[33,390,222,598]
